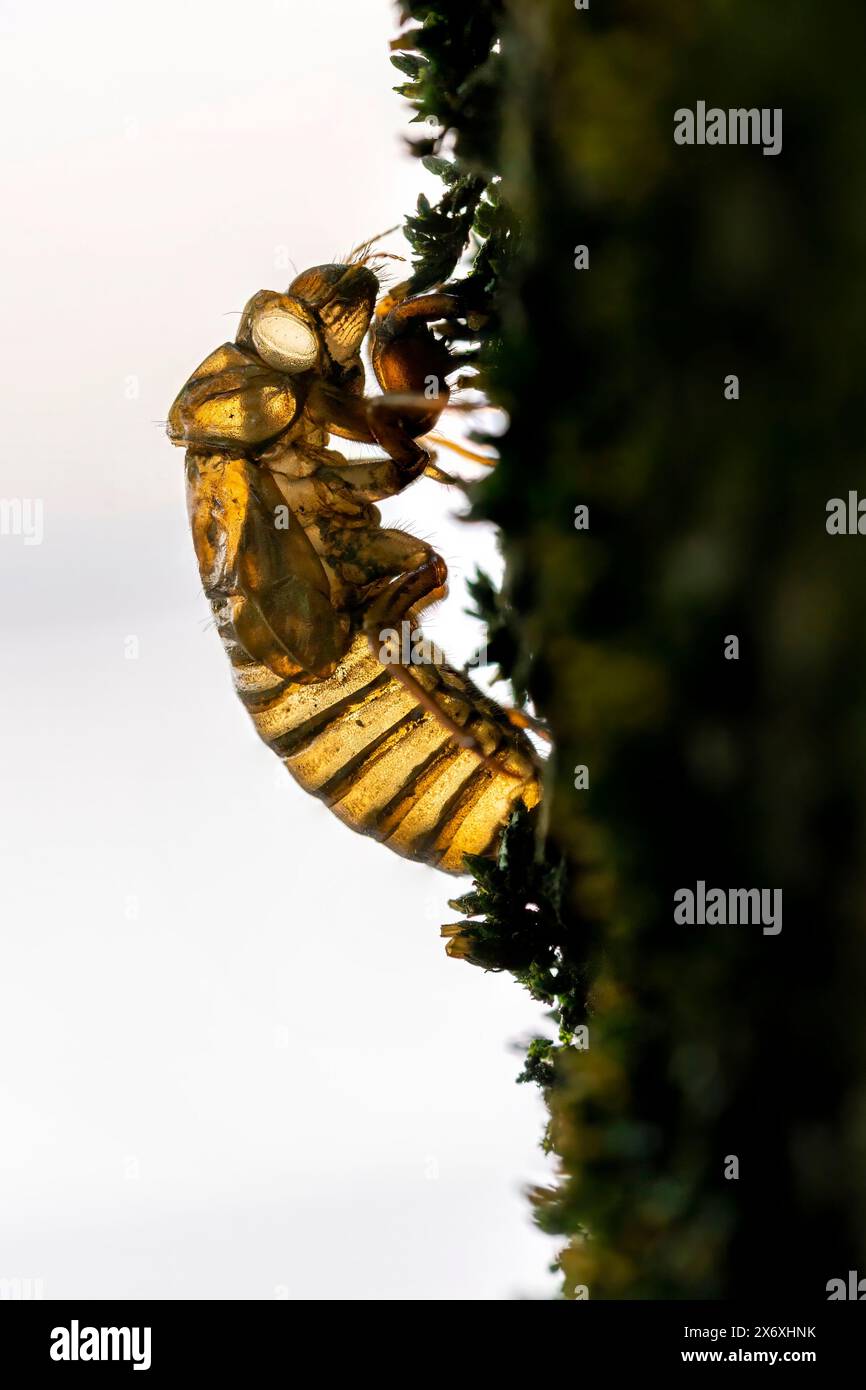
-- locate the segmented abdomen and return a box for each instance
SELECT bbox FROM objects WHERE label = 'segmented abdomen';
[212,607,542,873]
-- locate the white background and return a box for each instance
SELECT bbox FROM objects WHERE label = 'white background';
[0,0,557,1299]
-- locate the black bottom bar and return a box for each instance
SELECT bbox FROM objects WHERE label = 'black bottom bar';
[1,1299,863,1374]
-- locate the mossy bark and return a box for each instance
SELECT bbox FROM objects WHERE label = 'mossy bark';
[396,0,866,1298]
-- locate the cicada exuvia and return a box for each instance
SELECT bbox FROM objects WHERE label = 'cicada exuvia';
[167,244,541,872]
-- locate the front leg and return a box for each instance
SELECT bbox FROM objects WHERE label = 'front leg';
[369,287,461,409]
[326,453,440,501]
[306,381,434,480]
[306,284,464,469]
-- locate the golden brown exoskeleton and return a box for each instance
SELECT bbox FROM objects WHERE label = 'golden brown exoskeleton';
[167,247,541,872]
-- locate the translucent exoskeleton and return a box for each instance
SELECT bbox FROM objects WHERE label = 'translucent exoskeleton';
[167,247,541,872]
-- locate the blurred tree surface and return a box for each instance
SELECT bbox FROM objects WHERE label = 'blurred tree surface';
[394,0,866,1298]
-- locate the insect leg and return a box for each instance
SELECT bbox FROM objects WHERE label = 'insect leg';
[327,454,434,501]
[307,380,431,475]
[358,550,499,758]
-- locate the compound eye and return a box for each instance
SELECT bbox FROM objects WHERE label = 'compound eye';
[251,310,319,373]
